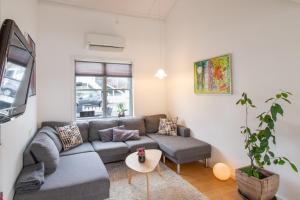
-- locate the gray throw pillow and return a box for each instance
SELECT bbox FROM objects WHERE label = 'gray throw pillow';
[39,126,62,152]
[98,128,113,142]
[98,125,125,142]
[30,133,59,175]
[144,114,167,133]
[112,129,140,142]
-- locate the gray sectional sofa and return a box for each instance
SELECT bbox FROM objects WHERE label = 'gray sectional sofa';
[14,114,211,200]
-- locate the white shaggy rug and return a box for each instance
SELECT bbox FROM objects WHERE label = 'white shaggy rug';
[105,162,208,200]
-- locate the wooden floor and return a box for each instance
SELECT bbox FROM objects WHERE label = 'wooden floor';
[165,159,242,200]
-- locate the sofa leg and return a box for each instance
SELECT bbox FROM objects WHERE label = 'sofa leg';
[177,164,180,174]
[205,158,208,168]
[162,155,166,164]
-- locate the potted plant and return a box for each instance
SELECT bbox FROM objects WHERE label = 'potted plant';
[117,103,127,118]
[137,147,146,163]
[236,91,298,200]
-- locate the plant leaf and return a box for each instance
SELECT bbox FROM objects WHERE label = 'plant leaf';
[290,163,298,172]
[271,105,277,121]
[275,103,284,116]
[265,98,274,103]
[281,93,288,98]
[282,98,291,104]
[268,151,275,158]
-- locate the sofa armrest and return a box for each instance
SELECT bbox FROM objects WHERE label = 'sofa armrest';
[177,125,190,137]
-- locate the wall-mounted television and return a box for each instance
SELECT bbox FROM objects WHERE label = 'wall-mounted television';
[0,19,35,124]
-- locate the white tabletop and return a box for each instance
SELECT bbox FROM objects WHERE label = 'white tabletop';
[125,149,162,173]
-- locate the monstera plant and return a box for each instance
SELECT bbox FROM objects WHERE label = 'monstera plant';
[235,91,297,200]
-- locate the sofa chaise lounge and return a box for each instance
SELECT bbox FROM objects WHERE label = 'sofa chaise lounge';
[14,114,211,200]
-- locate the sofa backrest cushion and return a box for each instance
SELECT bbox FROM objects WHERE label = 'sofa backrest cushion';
[30,133,59,175]
[118,117,146,136]
[41,121,89,142]
[39,126,63,152]
[23,143,36,167]
[144,114,167,133]
[89,120,119,141]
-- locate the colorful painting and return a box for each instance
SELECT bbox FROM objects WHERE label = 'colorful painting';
[194,54,232,94]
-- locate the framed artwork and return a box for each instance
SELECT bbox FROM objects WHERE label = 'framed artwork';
[27,34,36,96]
[194,54,232,94]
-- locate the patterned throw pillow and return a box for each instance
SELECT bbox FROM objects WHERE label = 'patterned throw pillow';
[56,123,83,151]
[158,117,178,136]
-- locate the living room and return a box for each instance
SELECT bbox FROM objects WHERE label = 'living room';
[0,0,299,200]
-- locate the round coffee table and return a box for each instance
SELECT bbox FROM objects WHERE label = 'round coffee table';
[125,149,162,200]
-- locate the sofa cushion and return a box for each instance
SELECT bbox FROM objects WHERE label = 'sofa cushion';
[148,134,211,163]
[98,125,125,142]
[23,135,37,167]
[56,123,83,151]
[14,152,110,200]
[118,117,146,136]
[92,141,129,163]
[39,126,63,152]
[177,125,191,137]
[125,136,158,152]
[23,143,36,167]
[98,128,113,142]
[60,143,94,156]
[41,121,89,142]
[112,129,140,142]
[89,120,119,141]
[144,114,167,133]
[30,133,59,175]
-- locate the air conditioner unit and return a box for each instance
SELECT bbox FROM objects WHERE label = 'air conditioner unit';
[86,33,126,52]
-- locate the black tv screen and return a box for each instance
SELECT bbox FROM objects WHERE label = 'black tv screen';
[0,19,35,123]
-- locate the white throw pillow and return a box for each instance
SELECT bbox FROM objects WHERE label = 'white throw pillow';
[56,123,83,151]
[158,117,178,136]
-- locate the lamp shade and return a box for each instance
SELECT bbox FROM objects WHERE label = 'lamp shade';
[154,68,167,79]
[213,163,231,181]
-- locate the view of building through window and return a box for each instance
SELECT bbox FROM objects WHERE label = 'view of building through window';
[75,61,132,118]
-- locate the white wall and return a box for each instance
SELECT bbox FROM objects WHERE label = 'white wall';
[0,0,38,199]
[37,1,167,123]
[165,0,300,199]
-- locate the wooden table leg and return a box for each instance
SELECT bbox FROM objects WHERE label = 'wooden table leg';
[127,168,132,184]
[146,173,150,200]
[156,163,162,176]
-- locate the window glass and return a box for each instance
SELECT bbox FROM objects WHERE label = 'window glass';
[75,62,132,119]
[75,76,103,118]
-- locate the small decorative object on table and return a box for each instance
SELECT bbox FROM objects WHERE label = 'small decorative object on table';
[137,147,146,163]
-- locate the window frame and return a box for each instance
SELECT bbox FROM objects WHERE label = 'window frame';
[74,60,133,119]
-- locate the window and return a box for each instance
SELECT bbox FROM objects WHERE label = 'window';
[75,61,133,118]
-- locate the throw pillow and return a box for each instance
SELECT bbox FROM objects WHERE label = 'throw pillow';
[30,133,59,175]
[158,117,178,136]
[97,125,125,142]
[56,123,83,151]
[144,114,167,133]
[112,129,140,142]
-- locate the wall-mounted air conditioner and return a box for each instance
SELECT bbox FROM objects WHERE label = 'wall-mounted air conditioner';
[85,33,126,52]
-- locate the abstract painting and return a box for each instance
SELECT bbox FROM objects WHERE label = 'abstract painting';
[194,54,232,94]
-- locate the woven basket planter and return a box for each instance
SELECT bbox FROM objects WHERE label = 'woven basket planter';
[236,167,279,200]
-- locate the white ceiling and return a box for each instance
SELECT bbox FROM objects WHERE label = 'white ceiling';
[42,0,177,19]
